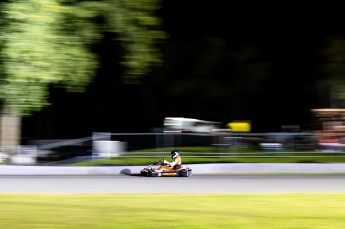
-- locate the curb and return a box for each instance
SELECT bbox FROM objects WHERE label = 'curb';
[1,163,345,175]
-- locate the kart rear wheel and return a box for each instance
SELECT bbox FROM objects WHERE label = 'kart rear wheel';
[147,170,160,177]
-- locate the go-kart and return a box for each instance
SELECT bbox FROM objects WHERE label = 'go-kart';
[140,160,192,177]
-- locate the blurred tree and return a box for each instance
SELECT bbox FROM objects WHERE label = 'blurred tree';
[319,37,345,107]
[100,0,165,83]
[143,38,272,130]
[0,0,164,145]
[0,0,100,115]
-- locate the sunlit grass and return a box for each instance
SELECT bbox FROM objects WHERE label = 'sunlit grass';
[0,193,344,228]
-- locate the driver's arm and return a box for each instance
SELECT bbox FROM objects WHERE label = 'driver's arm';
[163,159,172,166]
[170,158,179,167]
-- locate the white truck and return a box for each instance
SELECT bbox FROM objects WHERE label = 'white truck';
[163,117,221,133]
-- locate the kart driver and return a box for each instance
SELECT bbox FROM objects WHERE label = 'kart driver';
[156,150,182,171]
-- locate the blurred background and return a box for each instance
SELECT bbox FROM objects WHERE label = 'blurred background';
[1,1,345,163]
[14,1,345,137]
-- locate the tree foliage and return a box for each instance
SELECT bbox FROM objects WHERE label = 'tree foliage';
[100,0,165,83]
[320,37,345,105]
[0,0,164,116]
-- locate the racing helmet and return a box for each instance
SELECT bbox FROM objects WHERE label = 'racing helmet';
[170,150,180,159]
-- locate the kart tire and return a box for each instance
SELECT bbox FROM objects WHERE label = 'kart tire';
[179,169,189,177]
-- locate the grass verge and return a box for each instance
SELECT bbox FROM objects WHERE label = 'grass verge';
[0,193,344,228]
[72,146,345,166]
[73,156,345,166]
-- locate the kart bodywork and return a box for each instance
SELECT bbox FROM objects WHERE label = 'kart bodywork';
[140,161,192,177]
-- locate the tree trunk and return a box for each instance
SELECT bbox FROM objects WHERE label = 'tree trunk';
[0,113,21,150]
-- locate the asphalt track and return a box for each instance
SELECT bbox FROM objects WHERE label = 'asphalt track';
[1,174,345,194]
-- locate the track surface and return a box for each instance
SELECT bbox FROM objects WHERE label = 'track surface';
[1,174,345,194]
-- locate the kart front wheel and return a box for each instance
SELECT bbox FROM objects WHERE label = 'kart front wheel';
[179,169,192,177]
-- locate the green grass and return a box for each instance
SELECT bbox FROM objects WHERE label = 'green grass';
[0,193,345,228]
[73,146,345,166]
[74,156,345,166]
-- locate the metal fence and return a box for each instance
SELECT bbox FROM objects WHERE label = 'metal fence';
[11,131,345,165]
